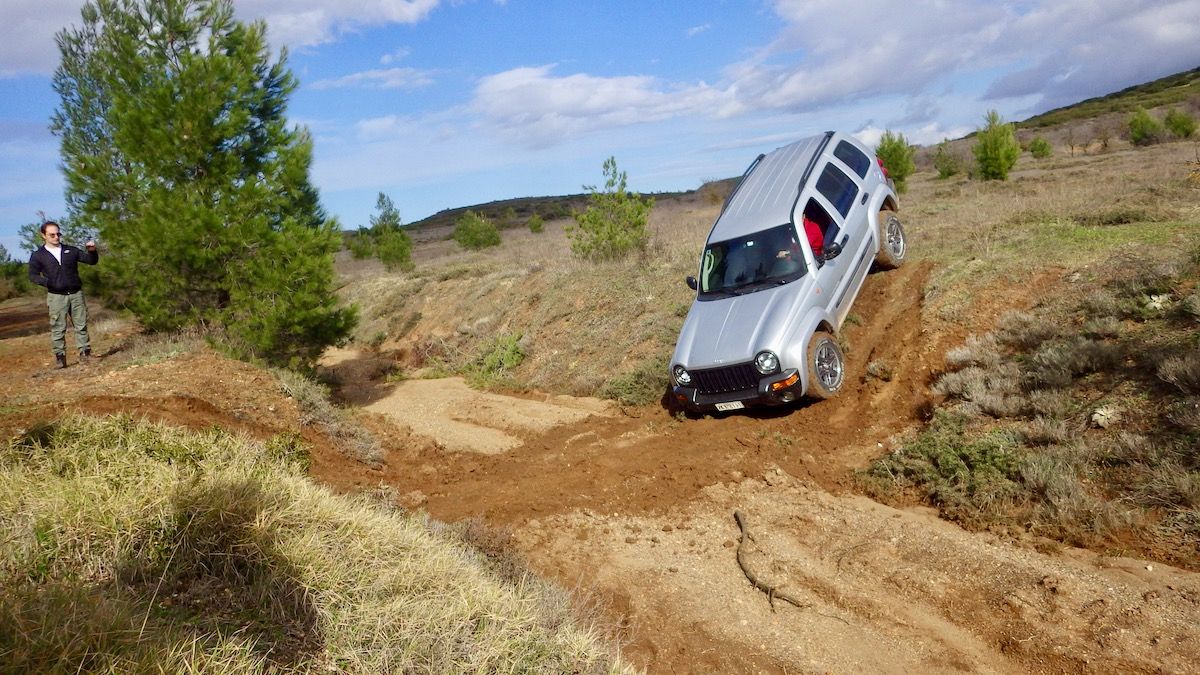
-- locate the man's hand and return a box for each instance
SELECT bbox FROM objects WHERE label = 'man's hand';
[85,240,96,251]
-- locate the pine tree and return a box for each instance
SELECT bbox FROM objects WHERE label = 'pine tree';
[370,193,413,272]
[52,0,354,366]
[973,110,1021,180]
[567,157,653,261]
[875,131,916,193]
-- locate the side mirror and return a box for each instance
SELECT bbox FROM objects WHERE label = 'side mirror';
[686,276,698,290]
[822,242,843,261]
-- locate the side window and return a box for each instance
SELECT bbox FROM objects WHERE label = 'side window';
[815,162,858,218]
[833,140,870,178]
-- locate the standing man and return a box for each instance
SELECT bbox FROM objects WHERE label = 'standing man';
[28,221,99,369]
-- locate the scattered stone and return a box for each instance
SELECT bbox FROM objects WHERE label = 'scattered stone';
[624,536,637,544]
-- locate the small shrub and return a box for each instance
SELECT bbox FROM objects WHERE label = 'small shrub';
[348,231,374,259]
[995,310,1062,350]
[567,157,653,261]
[1163,107,1196,139]
[527,214,544,233]
[1159,351,1200,395]
[600,356,669,406]
[876,131,916,193]
[945,334,1002,371]
[973,110,1021,180]
[1128,107,1163,146]
[1028,136,1052,158]
[453,211,502,250]
[466,333,525,388]
[933,140,961,179]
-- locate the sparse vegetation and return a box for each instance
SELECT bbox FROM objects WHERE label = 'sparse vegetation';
[0,415,628,673]
[273,368,384,467]
[452,210,502,250]
[567,157,654,261]
[866,244,1200,566]
[973,110,1021,180]
[465,333,526,389]
[876,131,916,193]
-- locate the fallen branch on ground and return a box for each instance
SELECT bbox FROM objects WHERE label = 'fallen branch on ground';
[733,510,808,611]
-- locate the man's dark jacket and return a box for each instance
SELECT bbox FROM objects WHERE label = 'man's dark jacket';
[28,244,99,294]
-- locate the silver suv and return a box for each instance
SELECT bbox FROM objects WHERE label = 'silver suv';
[669,131,906,413]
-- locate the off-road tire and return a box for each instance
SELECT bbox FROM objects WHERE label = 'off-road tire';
[875,209,906,269]
[805,331,845,400]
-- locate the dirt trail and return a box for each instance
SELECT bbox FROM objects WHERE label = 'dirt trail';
[5,258,1199,674]
[307,263,1200,673]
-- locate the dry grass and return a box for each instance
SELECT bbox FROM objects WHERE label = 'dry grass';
[340,196,715,399]
[0,415,631,673]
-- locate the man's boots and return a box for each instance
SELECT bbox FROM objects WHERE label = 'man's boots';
[79,348,91,365]
[55,353,67,369]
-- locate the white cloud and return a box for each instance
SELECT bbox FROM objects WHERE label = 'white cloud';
[686,24,710,38]
[472,64,737,147]
[238,0,441,47]
[380,46,411,65]
[310,66,434,90]
[0,0,443,76]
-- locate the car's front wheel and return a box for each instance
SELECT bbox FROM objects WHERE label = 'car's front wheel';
[875,209,906,269]
[805,331,845,399]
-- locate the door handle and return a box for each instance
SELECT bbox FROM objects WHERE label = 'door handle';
[860,192,869,205]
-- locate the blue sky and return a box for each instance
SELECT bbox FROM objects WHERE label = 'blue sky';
[2,0,1199,256]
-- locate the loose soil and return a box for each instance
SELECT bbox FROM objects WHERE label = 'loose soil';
[3,253,1198,673]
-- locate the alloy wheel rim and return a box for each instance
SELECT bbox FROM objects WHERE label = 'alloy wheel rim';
[887,219,905,258]
[815,340,844,390]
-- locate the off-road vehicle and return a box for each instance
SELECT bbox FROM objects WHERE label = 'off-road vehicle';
[669,131,906,413]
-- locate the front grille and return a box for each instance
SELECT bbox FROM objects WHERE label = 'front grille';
[691,363,760,394]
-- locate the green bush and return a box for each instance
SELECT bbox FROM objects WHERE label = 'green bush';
[527,214,544,233]
[1129,107,1164,145]
[973,110,1021,180]
[1028,136,1053,158]
[567,157,653,261]
[452,211,501,250]
[348,229,374,259]
[933,140,961,179]
[876,131,916,193]
[375,228,413,272]
[1164,107,1197,139]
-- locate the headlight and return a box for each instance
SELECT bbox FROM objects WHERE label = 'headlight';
[755,350,779,374]
[673,365,692,386]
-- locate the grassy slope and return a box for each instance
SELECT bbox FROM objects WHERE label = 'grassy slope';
[0,416,630,673]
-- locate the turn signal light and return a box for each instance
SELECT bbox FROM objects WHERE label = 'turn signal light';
[770,373,799,391]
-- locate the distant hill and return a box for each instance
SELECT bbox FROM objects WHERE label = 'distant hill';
[401,188,697,242]
[1017,67,1200,129]
[383,67,1200,242]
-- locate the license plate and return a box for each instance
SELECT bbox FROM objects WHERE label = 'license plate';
[715,401,745,411]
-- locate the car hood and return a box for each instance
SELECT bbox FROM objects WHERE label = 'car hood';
[673,281,807,368]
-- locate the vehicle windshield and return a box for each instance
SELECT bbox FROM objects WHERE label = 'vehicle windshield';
[698,223,807,299]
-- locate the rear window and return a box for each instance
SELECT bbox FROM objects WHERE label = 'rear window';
[815,163,858,218]
[833,140,871,178]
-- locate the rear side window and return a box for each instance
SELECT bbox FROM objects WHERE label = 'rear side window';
[815,163,858,217]
[833,140,870,178]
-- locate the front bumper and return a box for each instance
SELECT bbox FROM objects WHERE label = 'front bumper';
[672,368,803,413]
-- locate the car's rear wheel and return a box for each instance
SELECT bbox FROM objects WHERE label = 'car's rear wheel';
[875,209,906,269]
[805,331,845,399]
